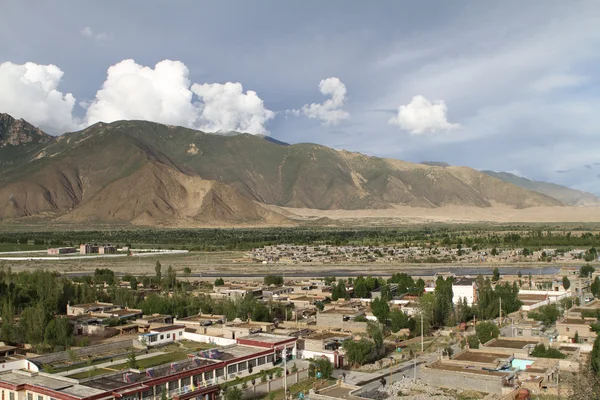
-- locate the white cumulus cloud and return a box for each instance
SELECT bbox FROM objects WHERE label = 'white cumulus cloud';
[297,77,349,125]
[81,26,109,41]
[86,59,274,134]
[85,59,200,128]
[191,82,275,134]
[389,95,459,134]
[0,61,80,133]
[0,59,274,135]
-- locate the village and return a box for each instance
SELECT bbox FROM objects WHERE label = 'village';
[0,263,598,400]
[244,244,595,265]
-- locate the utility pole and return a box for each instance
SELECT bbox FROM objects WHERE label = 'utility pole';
[499,297,502,325]
[283,348,287,399]
[421,312,424,352]
[413,353,416,381]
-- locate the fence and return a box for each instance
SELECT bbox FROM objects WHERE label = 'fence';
[240,369,309,399]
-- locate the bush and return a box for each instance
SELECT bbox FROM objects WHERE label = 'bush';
[475,321,499,345]
[531,344,566,359]
[467,334,480,349]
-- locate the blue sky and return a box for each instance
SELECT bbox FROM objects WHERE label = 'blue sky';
[1,1,600,193]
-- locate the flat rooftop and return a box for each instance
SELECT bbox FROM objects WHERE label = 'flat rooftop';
[303,331,351,340]
[518,294,548,302]
[427,362,508,377]
[485,339,540,349]
[0,371,107,398]
[85,358,218,391]
[215,344,269,361]
[453,351,510,364]
[320,308,362,315]
[151,324,186,332]
[559,319,596,325]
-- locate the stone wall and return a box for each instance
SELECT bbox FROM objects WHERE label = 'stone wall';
[240,369,309,399]
[419,367,505,394]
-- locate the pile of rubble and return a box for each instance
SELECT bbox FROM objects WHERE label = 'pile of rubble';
[360,378,458,400]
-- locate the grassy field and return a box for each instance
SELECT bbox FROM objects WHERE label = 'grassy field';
[0,243,48,252]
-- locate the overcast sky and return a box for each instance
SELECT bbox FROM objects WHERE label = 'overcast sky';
[1,1,599,193]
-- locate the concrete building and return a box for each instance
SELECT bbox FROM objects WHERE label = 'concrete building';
[452,277,477,305]
[556,318,598,343]
[139,324,185,346]
[0,335,299,400]
[47,247,76,255]
[67,301,114,316]
[315,307,367,332]
[79,243,96,254]
[98,245,117,254]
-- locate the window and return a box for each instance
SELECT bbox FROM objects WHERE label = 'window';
[179,331,183,336]
[180,376,191,387]
[160,334,164,340]
[258,356,266,365]
[38,396,43,400]
[141,389,153,399]
[228,364,237,374]
[215,368,224,377]
[167,381,178,391]
[27,394,33,400]
[248,359,256,368]
[167,333,171,339]
[9,394,14,400]
[267,354,274,363]
[204,371,213,381]
[238,361,247,371]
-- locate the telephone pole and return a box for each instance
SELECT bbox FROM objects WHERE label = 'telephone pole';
[499,297,502,325]
[421,312,424,352]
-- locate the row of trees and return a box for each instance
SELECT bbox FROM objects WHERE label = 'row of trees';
[5,226,600,251]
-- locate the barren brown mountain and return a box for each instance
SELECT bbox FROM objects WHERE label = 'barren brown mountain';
[0,113,568,226]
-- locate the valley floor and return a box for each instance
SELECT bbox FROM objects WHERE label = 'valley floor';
[279,205,600,225]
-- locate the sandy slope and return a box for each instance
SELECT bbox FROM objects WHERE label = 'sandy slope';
[275,205,600,224]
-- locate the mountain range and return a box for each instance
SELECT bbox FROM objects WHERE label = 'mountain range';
[0,113,596,226]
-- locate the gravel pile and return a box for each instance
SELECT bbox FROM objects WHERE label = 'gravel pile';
[360,378,458,400]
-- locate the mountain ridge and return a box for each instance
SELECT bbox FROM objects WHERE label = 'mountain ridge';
[481,170,600,206]
[0,114,569,226]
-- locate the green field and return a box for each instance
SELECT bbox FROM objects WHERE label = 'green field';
[0,243,48,252]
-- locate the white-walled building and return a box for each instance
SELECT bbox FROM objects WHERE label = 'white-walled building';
[452,277,478,305]
[139,324,185,346]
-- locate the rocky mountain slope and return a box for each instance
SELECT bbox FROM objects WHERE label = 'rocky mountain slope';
[482,170,600,206]
[0,114,564,226]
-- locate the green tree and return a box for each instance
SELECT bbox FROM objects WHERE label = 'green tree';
[214,277,225,286]
[331,280,347,301]
[309,357,333,379]
[126,350,138,369]
[343,338,376,366]
[531,344,566,359]
[264,275,284,286]
[491,248,498,256]
[562,276,571,290]
[592,335,600,376]
[166,265,177,290]
[390,309,409,333]
[528,304,560,325]
[467,334,479,349]
[371,297,390,324]
[225,387,242,400]
[183,267,192,276]
[517,270,522,278]
[591,276,600,298]
[475,321,499,345]
[492,268,500,282]
[580,264,595,278]
[353,278,369,298]
[155,260,162,283]
[129,277,138,291]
